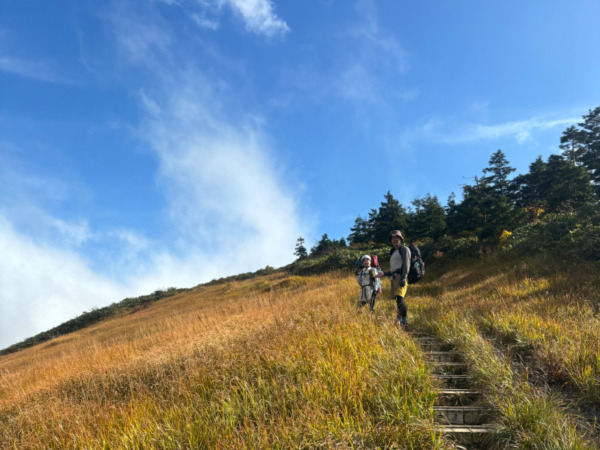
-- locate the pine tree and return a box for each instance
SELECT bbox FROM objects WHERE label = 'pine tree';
[560,125,586,164]
[348,215,372,244]
[513,155,595,213]
[408,193,447,239]
[449,151,525,239]
[310,234,334,257]
[482,149,515,196]
[294,237,308,259]
[370,191,408,243]
[578,107,600,196]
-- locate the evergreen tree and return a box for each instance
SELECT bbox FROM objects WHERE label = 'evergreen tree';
[449,151,525,238]
[310,234,348,256]
[544,155,595,211]
[512,156,547,213]
[348,215,373,244]
[482,149,515,196]
[560,125,586,164]
[513,155,595,213]
[556,107,600,197]
[294,237,308,259]
[370,191,408,243]
[577,107,600,196]
[450,177,489,235]
[408,193,447,239]
[445,192,462,235]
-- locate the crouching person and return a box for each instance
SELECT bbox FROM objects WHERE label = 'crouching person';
[356,255,381,312]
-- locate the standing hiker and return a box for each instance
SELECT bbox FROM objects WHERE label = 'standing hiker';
[381,230,411,327]
[356,255,381,312]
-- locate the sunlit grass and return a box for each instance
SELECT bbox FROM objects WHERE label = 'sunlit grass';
[410,254,600,448]
[0,272,450,448]
[2,254,598,448]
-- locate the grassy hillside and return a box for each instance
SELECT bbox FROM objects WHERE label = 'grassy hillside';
[1,254,599,448]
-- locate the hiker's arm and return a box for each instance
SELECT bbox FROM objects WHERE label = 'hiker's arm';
[400,246,410,282]
[382,269,400,278]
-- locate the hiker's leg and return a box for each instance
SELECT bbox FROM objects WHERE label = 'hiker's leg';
[395,295,407,319]
[396,281,408,316]
[369,294,376,312]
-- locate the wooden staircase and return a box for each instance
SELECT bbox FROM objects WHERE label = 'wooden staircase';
[415,335,498,448]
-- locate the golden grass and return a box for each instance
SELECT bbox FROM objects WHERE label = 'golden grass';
[410,255,600,448]
[0,271,449,449]
[2,254,598,448]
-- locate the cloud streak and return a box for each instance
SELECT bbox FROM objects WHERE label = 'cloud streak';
[280,0,410,107]
[152,0,290,37]
[397,114,580,150]
[138,69,304,268]
[223,0,290,37]
[442,117,579,145]
[0,57,73,84]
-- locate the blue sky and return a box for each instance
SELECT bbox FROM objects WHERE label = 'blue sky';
[1,0,599,348]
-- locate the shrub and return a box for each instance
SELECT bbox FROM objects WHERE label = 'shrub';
[503,208,600,261]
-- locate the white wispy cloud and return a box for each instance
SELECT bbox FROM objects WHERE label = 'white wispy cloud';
[152,0,289,37]
[109,3,174,65]
[0,216,129,349]
[222,0,290,37]
[190,12,220,30]
[0,57,72,84]
[137,68,304,271]
[0,0,302,350]
[427,116,579,145]
[281,0,410,106]
[110,3,304,267]
[350,0,409,75]
[332,0,409,103]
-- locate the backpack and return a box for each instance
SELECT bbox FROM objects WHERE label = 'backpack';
[353,258,362,275]
[407,244,425,284]
[353,255,383,294]
[353,254,379,274]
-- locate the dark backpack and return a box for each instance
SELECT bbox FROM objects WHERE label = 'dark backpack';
[353,254,380,275]
[407,244,425,284]
[353,258,362,275]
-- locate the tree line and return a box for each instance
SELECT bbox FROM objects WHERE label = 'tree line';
[297,106,600,258]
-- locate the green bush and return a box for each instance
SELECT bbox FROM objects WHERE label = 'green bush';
[503,208,600,261]
[287,246,388,275]
[421,235,482,262]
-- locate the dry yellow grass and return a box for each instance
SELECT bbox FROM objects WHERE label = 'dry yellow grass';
[0,273,321,409]
[410,254,600,448]
[2,254,598,448]
[0,271,446,449]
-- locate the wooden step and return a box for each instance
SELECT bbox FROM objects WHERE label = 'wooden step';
[415,336,447,348]
[439,388,481,396]
[432,362,468,374]
[427,351,461,363]
[435,424,499,445]
[419,342,446,351]
[433,374,470,388]
[433,406,492,425]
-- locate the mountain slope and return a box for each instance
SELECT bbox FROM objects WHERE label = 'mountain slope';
[1,257,599,448]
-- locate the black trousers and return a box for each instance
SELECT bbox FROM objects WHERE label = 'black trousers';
[395,295,407,318]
